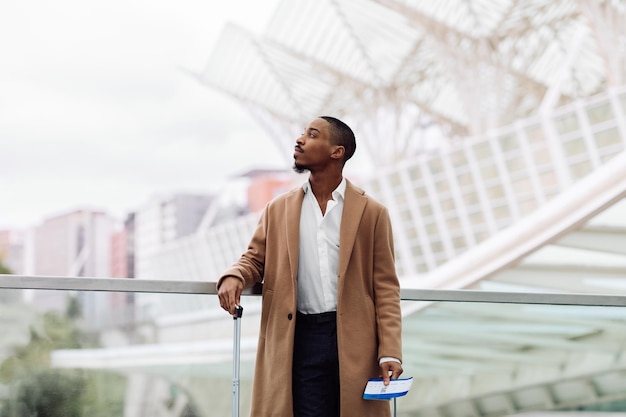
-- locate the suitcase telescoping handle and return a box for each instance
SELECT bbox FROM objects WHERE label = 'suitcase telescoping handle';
[232,305,243,417]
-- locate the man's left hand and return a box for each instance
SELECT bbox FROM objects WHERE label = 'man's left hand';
[380,361,403,386]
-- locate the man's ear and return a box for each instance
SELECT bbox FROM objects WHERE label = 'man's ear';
[331,146,345,160]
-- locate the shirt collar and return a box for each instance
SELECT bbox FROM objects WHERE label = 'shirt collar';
[302,177,346,201]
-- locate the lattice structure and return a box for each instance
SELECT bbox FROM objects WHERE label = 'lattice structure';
[201,0,626,165]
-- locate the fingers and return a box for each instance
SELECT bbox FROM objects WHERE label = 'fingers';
[217,277,243,315]
[380,361,404,386]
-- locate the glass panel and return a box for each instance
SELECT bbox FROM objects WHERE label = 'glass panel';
[531,146,552,166]
[463,191,480,206]
[504,155,525,173]
[525,124,544,143]
[498,134,518,152]
[586,101,613,125]
[369,178,382,196]
[449,149,468,167]
[519,198,539,215]
[416,263,428,274]
[469,210,486,225]
[390,172,402,187]
[492,204,511,221]
[433,179,450,194]
[510,177,533,196]
[397,301,626,415]
[553,112,580,135]
[451,236,467,251]
[538,170,558,189]
[400,208,413,221]
[439,197,455,212]
[405,226,418,239]
[486,184,505,200]
[424,221,439,236]
[480,162,499,180]
[594,127,621,149]
[428,159,444,177]
[408,166,422,181]
[444,216,460,232]
[0,289,259,417]
[409,243,422,259]
[6,287,625,416]
[395,189,408,205]
[419,203,433,217]
[475,231,490,242]
[563,136,587,157]
[569,160,593,180]
[473,142,493,161]
[413,184,428,200]
[456,170,473,187]
[620,93,626,116]
[430,240,444,255]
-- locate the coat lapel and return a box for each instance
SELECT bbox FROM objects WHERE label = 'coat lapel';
[285,187,304,282]
[338,180,367,280]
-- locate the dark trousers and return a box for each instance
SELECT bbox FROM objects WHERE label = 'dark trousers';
[292,311,340,417]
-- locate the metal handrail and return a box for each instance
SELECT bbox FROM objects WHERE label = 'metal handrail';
[2,274,626,307]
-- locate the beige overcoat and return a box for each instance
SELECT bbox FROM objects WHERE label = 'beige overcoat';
[219,179,403,417]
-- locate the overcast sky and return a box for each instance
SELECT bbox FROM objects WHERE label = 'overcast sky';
[0,0,287,229]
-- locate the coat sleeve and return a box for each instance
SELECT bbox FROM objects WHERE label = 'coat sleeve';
[217,206,268,290]
[372,206,403,362]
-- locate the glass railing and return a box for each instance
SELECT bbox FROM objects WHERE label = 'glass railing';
[1,275,625,416]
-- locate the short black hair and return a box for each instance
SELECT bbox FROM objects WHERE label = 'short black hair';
[320,116,356,163]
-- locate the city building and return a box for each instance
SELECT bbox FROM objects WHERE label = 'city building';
[134,193,213,280]
[110,213,136,279]
[31,209,115,320]
[239,168,293,213]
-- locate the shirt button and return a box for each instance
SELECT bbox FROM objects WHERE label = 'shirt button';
[288,313,293,320]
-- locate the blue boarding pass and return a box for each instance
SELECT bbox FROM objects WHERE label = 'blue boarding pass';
[362,377,413,400]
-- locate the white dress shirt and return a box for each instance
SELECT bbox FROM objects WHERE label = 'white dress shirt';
[296,178,400,366]
[297,178,345,314]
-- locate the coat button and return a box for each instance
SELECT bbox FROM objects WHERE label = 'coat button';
[287,313,293,320]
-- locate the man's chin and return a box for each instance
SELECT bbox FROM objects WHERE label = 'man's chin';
[292,163,309,174]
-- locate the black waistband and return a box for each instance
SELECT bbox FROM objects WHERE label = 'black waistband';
[296,311,337,325]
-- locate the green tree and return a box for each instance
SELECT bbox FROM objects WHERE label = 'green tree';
[0,258,23,310]
[0,302,125,416]
[0,260,11,274]
[1,370,85,417]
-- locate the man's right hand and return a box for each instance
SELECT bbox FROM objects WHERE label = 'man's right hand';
[217,277,244,316]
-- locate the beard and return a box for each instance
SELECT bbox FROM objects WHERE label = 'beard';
[292,162,309,174]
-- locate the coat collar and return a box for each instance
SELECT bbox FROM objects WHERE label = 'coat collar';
[284,179,367,282]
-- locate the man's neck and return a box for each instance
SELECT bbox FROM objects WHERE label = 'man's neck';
[308,171,343,215]
[309,172,342,199]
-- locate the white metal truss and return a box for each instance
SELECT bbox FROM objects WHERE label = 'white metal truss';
[200,0,624,166]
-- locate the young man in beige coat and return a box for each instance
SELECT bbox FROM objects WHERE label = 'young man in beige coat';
[218,116,403,417]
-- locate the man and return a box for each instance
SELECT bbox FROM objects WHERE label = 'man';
[218,116,403,417]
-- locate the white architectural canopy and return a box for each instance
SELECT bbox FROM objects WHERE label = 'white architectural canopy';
[201,0,625,165]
